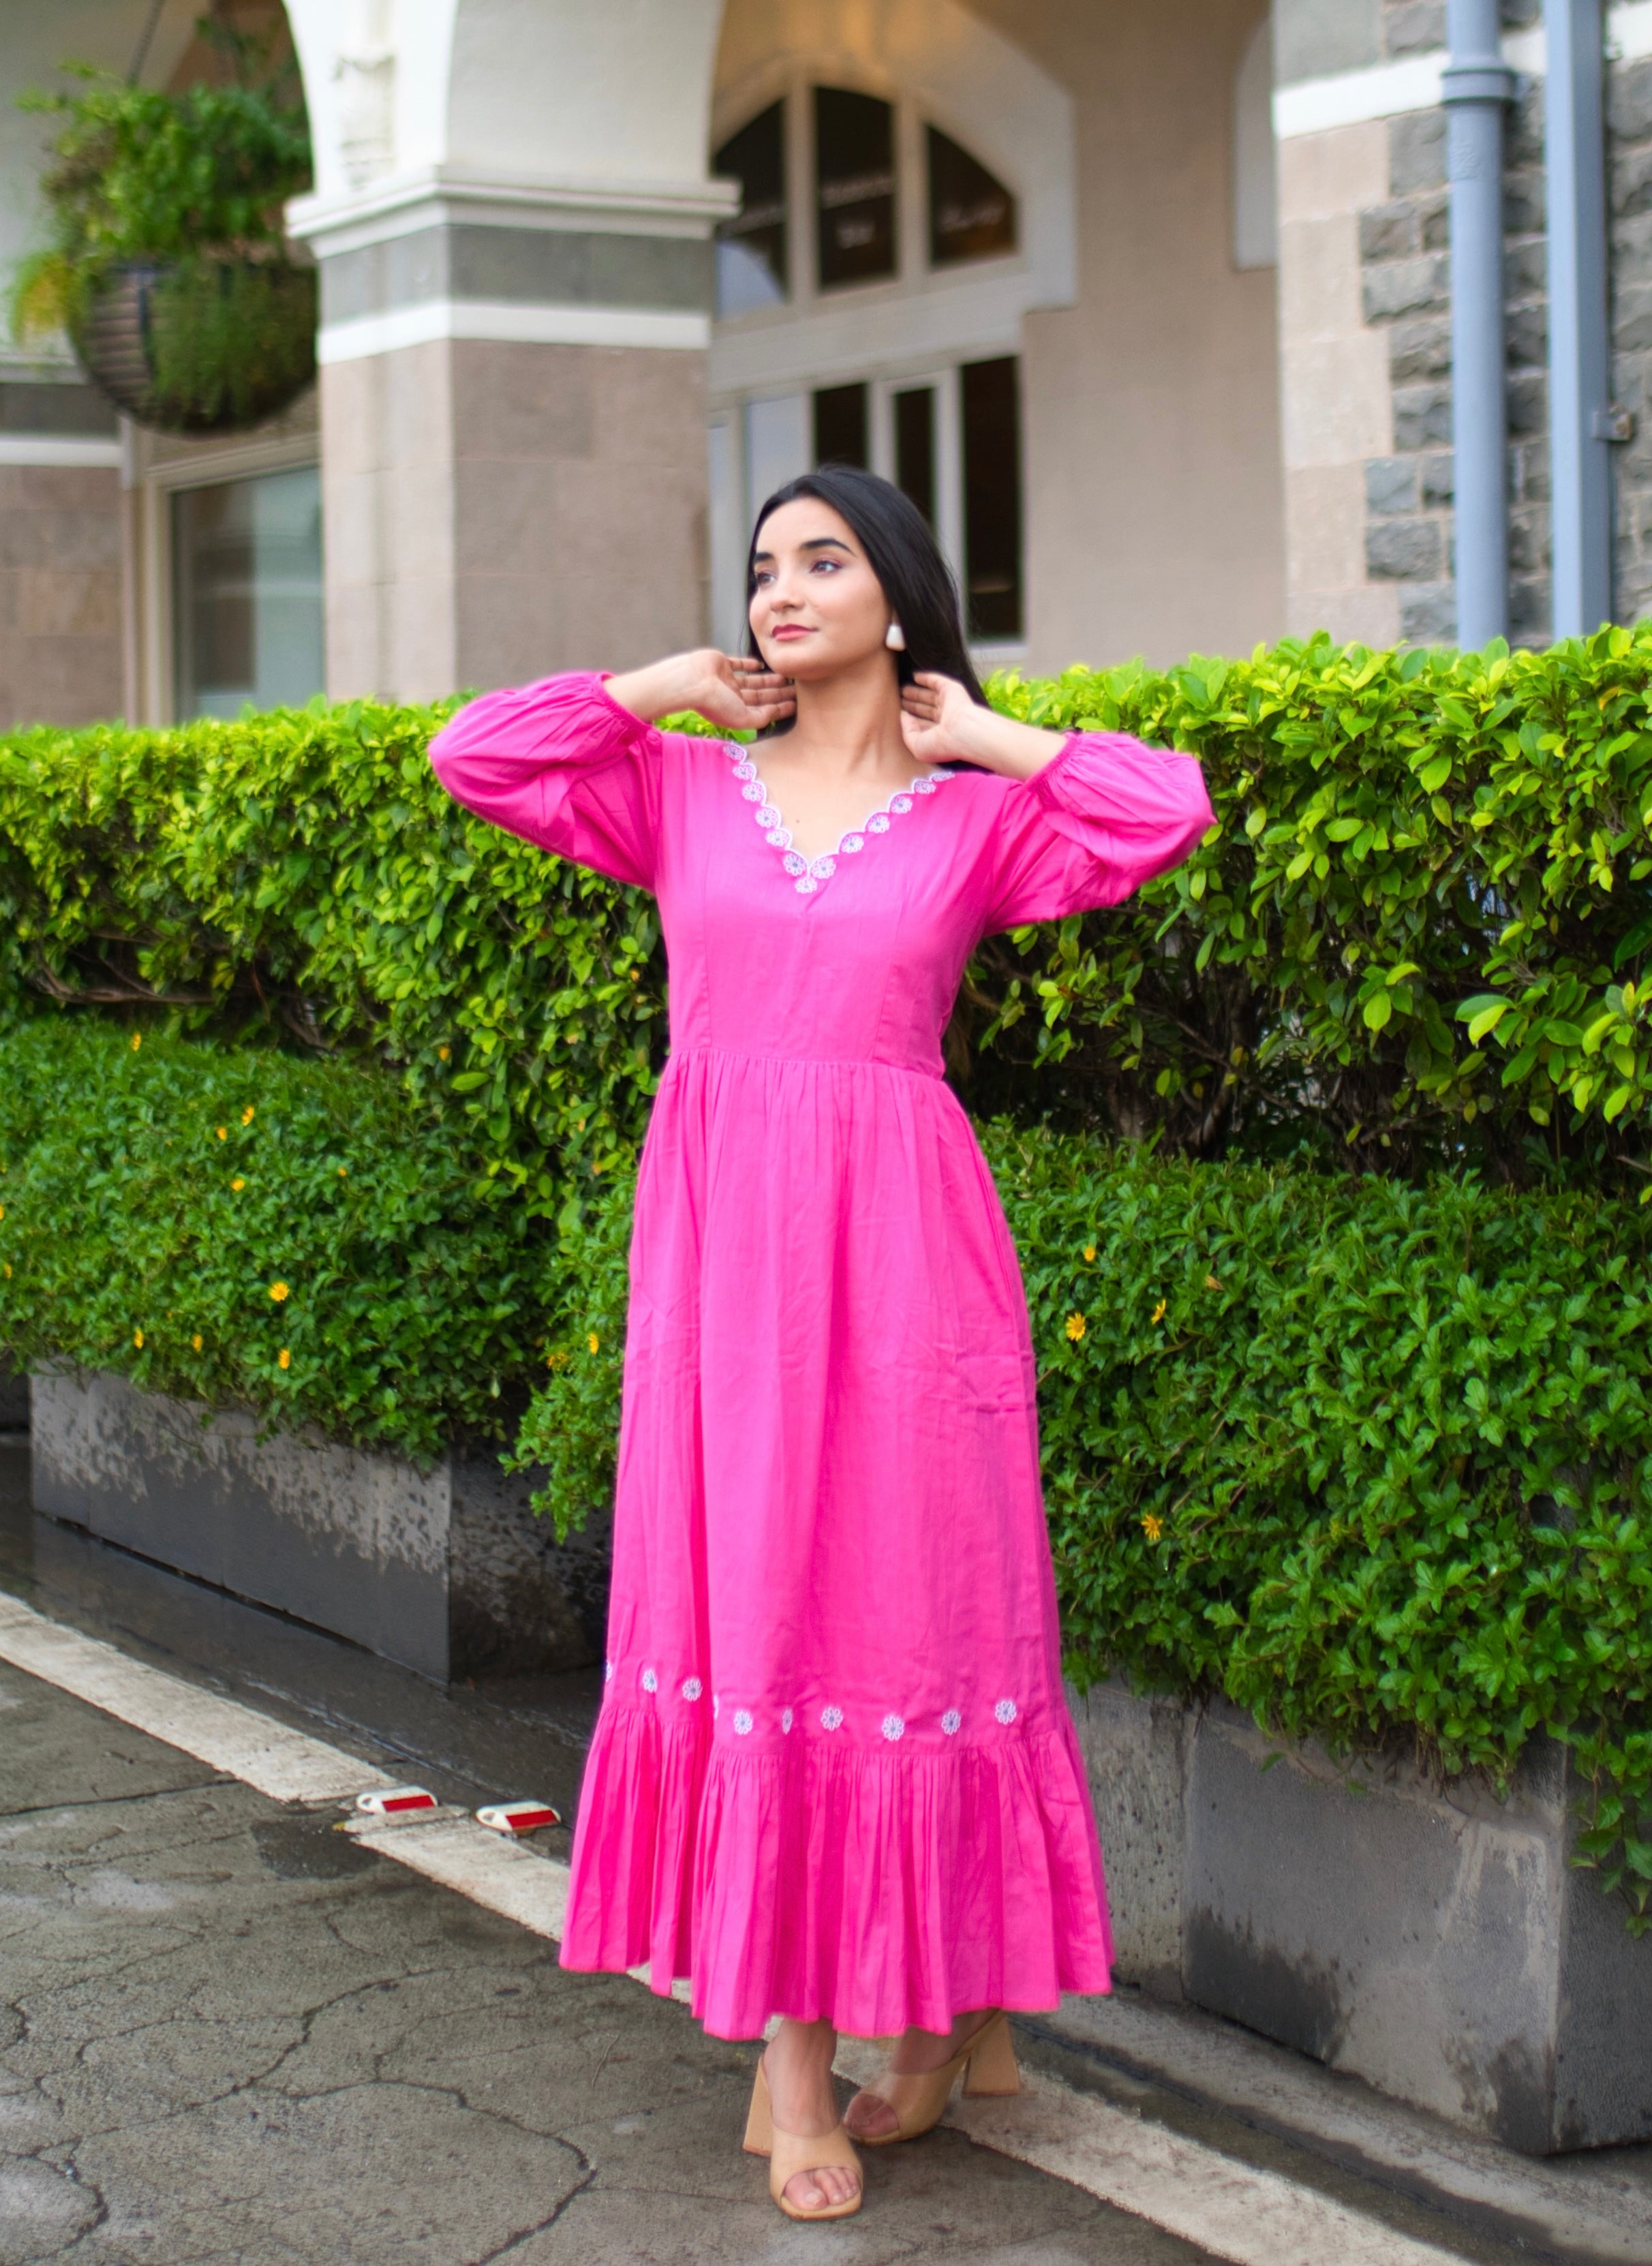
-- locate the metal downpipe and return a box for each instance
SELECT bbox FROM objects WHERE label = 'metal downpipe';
[1545,0,1615,638]
[1443,0,1516,646]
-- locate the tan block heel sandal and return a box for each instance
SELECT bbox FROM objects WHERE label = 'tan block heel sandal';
[852,2008,1020,2145]
[744,2056,863,2222]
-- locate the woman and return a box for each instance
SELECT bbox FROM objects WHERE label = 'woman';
[429,467,1211,2223]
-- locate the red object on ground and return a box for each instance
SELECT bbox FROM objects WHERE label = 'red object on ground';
[356,1786,439,1815]
[476,1801,562,1834]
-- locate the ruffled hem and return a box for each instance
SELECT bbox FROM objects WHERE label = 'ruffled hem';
[558,1704,1113,2040]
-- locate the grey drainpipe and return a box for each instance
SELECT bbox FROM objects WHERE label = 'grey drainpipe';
[1545,0,1617,638]
[1443,0,1517,646]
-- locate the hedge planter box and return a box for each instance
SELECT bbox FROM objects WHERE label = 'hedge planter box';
[29,1369,610,1684]
[1069,1681,1652,2155]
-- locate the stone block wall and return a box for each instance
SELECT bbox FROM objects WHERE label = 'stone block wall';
[1608,50,1652,620]
[1351,1,1552,647]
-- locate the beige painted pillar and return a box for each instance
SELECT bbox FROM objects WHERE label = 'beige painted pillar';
[286,1,733,704]
[1275,121,1401,648]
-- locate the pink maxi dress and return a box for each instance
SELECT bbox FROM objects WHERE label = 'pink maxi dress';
[429,673,1212,2040]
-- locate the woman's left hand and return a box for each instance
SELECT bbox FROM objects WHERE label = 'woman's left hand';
[900,672,1065,779]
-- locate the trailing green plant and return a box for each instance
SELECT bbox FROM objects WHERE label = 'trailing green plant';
[0,1019,557,1464]
[7,630,1652,1195]
[515,1133,1652,1927]
[7,23,311,349]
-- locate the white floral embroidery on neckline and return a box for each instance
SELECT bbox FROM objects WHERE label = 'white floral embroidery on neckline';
[722,744,955,894]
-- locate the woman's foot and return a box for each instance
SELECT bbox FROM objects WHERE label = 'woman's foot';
[761,2018,862,2214]
[843,2010,1003,2141]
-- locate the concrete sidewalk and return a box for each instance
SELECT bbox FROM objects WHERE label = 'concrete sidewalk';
[0,1655,1212,2266]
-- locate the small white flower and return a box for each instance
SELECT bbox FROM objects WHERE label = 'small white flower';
[881,1714,905,1741]
[757,803,783,828]
[842,834,865,853]
[734,759,757,781]
[781,1709,794,1733]
[940,1709,962,1735]
[741,780,764,803]
[733,1709,754,1736]
[868,813,891,833]
[782,851,807,876]
[795,874,819,894]
[811,857,836,880]
[641,1668,658,1694]
[821,1705,844,1731]
[682,1677,703,1702]
[915,777,936,795]
[713,1695,720,1719]
[994,1698,1018,1725]
[766,827,791,848]
[604,1660,615,1683]
[890,795,913,815]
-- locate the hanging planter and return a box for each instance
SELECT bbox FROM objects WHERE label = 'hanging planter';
[70,256,316,435]
[7,21,313,438]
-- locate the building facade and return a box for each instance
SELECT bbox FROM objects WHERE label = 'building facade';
[0,0,1645,729]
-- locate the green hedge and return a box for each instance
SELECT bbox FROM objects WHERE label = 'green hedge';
[3,1018,1647,1918]
[519,1134,1652,1924]
[6,628,1652,1195]
[0,1020,559,1462]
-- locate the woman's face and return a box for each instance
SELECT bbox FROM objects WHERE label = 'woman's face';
[748,498,895,682]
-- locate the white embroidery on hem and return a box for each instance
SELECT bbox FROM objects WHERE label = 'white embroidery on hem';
[781,1708,794,1733]
[995,1698,1018,1725]
[940,1709,962,1735]
[733,1709,754,1735]
[682,1677,703,1702]
[641,1668,658,1694]
[882,1713,905,1741]
[722,743,955,893]
[820,1705,844,1730]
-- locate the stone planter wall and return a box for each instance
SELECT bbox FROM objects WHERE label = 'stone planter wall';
[1068,1680,1652,2155]
[0,1366,28,1432]
[28,1368,610,1684]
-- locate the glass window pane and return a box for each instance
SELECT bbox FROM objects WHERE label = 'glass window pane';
[813,382,868,468]
[894,386,936,526]
[173,465,324,719]
[715,103,788,317]
[815,87,896,290]
[962,357,1022,641]
[928,128,1018,266]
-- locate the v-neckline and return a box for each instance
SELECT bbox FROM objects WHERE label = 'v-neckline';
[720,742,955,895]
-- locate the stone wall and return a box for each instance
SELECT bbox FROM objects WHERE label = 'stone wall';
[0,373,123,729]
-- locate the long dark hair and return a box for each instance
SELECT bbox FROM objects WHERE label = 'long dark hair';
[745,464,988,732]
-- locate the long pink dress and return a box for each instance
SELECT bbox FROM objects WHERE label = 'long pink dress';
[429,674,1211,2040]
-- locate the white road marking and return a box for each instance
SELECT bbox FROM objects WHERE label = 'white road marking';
[350,1811,570,1940]
[0,1593,391,1804]
[1,1591,1474,2266]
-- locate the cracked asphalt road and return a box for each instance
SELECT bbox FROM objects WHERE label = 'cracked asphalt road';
[0,1658,1217,2266]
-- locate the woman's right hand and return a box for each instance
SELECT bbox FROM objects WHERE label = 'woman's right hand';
[607,649,795,732]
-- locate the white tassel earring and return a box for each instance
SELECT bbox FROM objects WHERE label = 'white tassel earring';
[885,622,906,651]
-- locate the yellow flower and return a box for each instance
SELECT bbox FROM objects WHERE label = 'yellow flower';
[0,1205,5,1220]
[192,1334,203,1351]
[1205,1274,1221,1291]
[547,1349,569,1371]
[241,1105,255,1126]
[269,1282,289,1303]
[1083,1244,1096,1264]
[130,1032,142,1051]
[338,1165,348,1178]
[438,1045,450,1061]
[217,1127,228,1141]
[133,1328,144,1349]
[1065,1312,1086,1342]
[1150,1298,1167,1324]
[587,1331,600,1354]
[1142,1512,1165,1544]
[277,1348,290,1370]
[231,1177,245,1192]
[3,1263,11,1279]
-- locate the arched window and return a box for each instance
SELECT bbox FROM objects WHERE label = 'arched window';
[709,87,1031,652]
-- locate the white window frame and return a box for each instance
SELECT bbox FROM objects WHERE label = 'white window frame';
[123,423,320,726]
